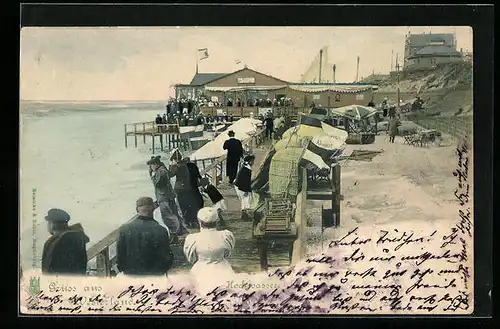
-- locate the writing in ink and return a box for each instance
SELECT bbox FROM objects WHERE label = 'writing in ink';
[405,278,457,294]
[457,208,472,237]
[454,187,470,206]
[117,284,159,299]
[377,229,436,251]
[58,305,82,313]
[313,270,340,280]
[400,249,462,266]
[305,254,335,265]
[125,304,162,313]
[410,268,434,281]
[344,267,377,279]
[306,282,341,299]
[439,292,470,312]
[382,268,407,280]
[285,277,309,292]
[343,248,365,262]
[268,267,293,280]
[440,228,458,248]
[351,283,402,292]
[329,227,371,248]
[359,289,377,302]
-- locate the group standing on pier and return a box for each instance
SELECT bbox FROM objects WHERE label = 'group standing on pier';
[39,110,285,279]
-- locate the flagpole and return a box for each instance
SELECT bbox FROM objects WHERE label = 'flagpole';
[196,49,199,74]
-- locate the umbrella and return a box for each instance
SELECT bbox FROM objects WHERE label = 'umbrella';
[330,105,379,121]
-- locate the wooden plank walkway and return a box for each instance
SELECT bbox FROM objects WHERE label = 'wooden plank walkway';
[169,141,292,274]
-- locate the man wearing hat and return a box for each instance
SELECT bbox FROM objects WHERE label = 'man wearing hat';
[41,208,90,275]
[222,130,244,185]
[116,197,174,276]
[147,156,187,237]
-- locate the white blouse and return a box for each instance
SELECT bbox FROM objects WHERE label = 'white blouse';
[183,228,235,278]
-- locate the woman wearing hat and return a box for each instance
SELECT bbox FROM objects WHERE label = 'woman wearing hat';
[183,207,235,280]
[234,154,255,219]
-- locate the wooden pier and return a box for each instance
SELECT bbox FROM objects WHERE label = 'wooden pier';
[124,121,190,154]
[87,127,305,276]
[89,115,342,276]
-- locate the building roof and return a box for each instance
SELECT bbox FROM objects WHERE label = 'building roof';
[406,33,454,47]
[204,67,289,85]
[189,73,228,86]
[409,45,462,58]
[288,84,376,93]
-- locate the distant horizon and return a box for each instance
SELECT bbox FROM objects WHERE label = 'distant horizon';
[20,99,167,102]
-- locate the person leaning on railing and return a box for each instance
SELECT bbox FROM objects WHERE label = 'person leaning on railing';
[41,208,90,276]
[148,156,188,240]
[116,197,174,277]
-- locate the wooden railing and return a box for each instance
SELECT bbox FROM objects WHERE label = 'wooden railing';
[87,127,268,276]
[198,106,299,119]
[291,168,308,265]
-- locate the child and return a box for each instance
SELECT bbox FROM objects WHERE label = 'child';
[199,177,227,227]
[234,154,255,220]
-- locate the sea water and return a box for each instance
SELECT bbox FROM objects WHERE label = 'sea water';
[19,101,169,270]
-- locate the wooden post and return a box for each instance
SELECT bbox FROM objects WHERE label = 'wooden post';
[96,247,110,277]
[152,135,155,154]
[142,123,146,143]
[124,124,128,148]
[160,133,164,151]
[134,124,138,148]
[210,167,218,187]
[258,239,269,271]
[332,163,341,227]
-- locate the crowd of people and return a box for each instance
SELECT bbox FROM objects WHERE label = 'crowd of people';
[171,95,295,109]
[38,127,263,279]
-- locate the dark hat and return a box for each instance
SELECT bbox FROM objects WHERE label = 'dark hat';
[147,156,162,165]
[228,130,235,137]
[45,208,70,223]
[244,154,255,162]
[136,197,155,207]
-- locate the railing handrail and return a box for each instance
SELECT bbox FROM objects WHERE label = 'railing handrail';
[88,126,267,268]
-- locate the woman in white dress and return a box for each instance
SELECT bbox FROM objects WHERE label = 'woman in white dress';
[183,207,236,291]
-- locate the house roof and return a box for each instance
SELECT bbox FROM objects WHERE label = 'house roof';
[409,45,462,58]
[203,67,289,85]
[189,73,228,86]
[406,33,454,47]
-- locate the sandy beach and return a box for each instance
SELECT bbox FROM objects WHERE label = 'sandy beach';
[305,132,467,255]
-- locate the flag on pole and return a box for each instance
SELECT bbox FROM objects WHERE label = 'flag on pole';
[198,48,209,60]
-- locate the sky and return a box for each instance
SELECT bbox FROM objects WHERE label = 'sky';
[20,26,473,101]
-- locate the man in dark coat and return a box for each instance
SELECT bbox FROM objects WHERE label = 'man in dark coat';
[185,157,204,209]
[169,157,200,229]
[116,197,174,276]
[41,208,89,275]
[148,156,187,237]
[263,113,274,140]
[234,155,255,220]
[222,130,244,184]
[155,114,163,132]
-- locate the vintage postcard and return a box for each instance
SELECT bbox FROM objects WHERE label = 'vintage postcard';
[20,25,475,315]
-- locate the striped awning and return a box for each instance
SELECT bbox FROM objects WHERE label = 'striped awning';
[204,85,287,92]
[288,85,375,93]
